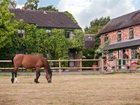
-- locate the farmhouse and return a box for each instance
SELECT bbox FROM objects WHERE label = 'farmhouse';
[100,10,140,68]
[10,9,82,66]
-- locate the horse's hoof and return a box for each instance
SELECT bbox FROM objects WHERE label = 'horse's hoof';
[34,79,39,83]
[48,80,52,83]
[36,81,40,83]
[11,78,14,83]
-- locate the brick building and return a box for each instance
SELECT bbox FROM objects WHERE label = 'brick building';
[100,10,140,68]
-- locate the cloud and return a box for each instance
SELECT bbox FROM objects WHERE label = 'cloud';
[16,4,24,9]
[57,0,136,29]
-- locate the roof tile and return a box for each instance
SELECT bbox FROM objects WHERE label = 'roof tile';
[10,9,81,29]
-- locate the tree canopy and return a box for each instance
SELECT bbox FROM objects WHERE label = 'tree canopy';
[38,5,58,11]
[0,0,17,49]
[24,0,58,11]
[24,0,39,10]
[83,17,110,58]
[84,17,110,34]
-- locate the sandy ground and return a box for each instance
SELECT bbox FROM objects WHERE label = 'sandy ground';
[0,73,140,105]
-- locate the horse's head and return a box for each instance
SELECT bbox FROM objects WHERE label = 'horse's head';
[46,69,52,83]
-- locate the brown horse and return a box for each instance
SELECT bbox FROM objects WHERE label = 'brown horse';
[11,54,52,83]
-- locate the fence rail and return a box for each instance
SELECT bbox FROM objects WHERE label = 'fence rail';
[0,59,101,72]
[0,58,139,73]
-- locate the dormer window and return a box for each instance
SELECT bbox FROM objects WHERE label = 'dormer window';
[117,31,122,42]
[65,30,73,39]
[129,28,134,39]
[18,29,25,38]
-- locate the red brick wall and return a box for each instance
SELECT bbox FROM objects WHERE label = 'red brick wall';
[134,25,140,38]
[100,25,140,69]
[108,32,117,44]
[100,25,140,46]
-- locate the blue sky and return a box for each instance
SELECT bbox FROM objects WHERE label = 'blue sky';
[133,0,140,9]
[16,0,59,7]
[16,0,140,28]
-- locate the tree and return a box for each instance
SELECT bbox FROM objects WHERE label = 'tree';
[47,29,70,59]
[64,11,77,24]
[0,0,19,59]
[84,17,110,34]
[9,0,16,8]
[24,0,39,10]
[83,17,110,58]
[0,0,17,49]
[71,29,84,51]
[38,5,58,11]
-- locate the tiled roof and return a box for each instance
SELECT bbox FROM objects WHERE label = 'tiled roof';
[103,39,140,50]
[10,9,81,29]
[100,10,140,34]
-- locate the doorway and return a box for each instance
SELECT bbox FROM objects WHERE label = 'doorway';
[118,49,126,69]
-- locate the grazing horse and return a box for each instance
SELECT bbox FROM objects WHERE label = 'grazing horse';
[11,54,52,84]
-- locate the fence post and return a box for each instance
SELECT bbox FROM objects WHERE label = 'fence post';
[58,58,62,74]
[100,58,104,73]
[115,58,117,72]
[79,59,82,72]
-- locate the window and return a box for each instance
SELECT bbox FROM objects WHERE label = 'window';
[117,31,122,41]
[65,30,73,39]
[131,47,137,59]
[46,29,51,36]
[18,29,25,38]
[108,51,113,60]
[129,28,134,39]
[104,34,108,42]
[84,36,94,48]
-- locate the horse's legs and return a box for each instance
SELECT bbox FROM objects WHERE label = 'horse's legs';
[34,69,41,83]
[11,70,15,83]
[14,70,19,83]
[11,67,18,83]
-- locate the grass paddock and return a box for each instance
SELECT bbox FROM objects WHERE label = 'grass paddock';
[0,73,140,105]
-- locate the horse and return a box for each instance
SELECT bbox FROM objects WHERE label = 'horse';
[11,54,52,84]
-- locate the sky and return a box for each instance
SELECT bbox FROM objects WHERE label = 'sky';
[16,0,140,29]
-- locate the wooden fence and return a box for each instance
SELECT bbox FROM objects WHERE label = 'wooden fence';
[0,59,101,72]
[0,58,139,73]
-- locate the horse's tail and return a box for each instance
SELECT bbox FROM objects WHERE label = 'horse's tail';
[11,55,14,64]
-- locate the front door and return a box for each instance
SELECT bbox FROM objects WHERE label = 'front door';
[118,49,126,69]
